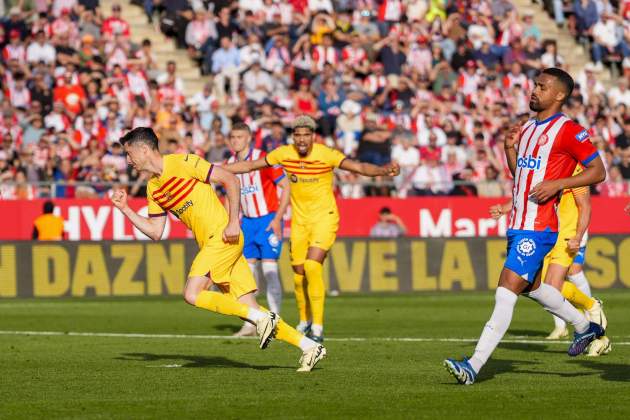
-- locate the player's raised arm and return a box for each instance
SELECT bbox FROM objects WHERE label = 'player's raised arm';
[339,158,400,177]
[224,157,270,174]
[569,188,591,252]
[110,188,166,241]
[208,165,242,244]
[504,124,522,177]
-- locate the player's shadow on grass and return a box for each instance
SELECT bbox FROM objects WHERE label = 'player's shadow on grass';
[115,353,290,371]
[213,324,241,333]
[568,359,630,382]
[507,329,548,337]
[499,342,565,354]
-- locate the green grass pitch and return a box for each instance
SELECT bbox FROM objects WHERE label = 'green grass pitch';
[1,291,629,419]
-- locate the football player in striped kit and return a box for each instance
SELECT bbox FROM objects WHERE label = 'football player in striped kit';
[444,68,607,385]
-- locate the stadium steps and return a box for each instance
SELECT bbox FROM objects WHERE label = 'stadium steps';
[513,1,611,84]
[101,0,211,97]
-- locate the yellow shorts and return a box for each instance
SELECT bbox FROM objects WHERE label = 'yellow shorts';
[541,235,576,281]
[188,234,257,299]
[290,218,338,266]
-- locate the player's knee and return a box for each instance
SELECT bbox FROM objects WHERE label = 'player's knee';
[303,259,321,276]
[183,289,199,306]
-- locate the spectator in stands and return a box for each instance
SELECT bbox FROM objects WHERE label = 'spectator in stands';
[32,200,65,240]
[591,14,630,71]
[261,120,287,152]
[369,206,407,238]
[212,36,241,102]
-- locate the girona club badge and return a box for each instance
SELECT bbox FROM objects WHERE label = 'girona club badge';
[537,134,549,146]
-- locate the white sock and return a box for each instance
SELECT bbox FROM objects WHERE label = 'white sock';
[469,287,518,373]
[246,307,267,323]
[527,283,589,334]
[568,271,591,297]
[552,314,567,330]
[262,261,282,314]
[248,261,261,296]
[299,336,317,351]
[311,323,323,336]
[297,320,311,330]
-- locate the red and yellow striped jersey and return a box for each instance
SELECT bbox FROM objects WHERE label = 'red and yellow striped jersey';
[147,154,227,247]
[265,143,346,223]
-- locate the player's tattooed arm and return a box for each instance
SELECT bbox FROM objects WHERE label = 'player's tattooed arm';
[339,159,400,177]
[209,165,242,244]
[223,158,269,174]
[110,189,166,241]
[570,190,591,252]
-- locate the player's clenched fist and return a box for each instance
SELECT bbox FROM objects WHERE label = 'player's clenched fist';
[383,162,400,177]
[504,123,524,149]
[110,189,128,210]
[222,220,240,244]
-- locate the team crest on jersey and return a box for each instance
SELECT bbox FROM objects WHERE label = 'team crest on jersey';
[537,134,549,146]
[575,130,589,142]
[516,238,536,257]
[162,191,172,201]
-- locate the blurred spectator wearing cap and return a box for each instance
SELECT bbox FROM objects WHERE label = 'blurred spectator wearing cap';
[32,200,65,240]
[370,206,407,238]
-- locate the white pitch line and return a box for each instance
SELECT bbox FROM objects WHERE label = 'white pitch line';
[0,330,628,345]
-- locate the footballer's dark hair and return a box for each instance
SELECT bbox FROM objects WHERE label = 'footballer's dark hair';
[542,67,574,101]
[43,200,54,214]
[231,121,252,134]
[119,127,159,150]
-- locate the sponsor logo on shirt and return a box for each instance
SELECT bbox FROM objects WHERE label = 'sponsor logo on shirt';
[516,155,543,170]
[241,185,260,195]
[289,174,319,183]
[576,130,589,142]
[173,200,193,217]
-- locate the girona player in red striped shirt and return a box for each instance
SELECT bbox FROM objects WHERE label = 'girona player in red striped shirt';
[445,68,607,385]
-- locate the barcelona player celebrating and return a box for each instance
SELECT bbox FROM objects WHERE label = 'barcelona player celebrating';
[110,127,325,372]
[444,68,607,385]
[225,116,399,343]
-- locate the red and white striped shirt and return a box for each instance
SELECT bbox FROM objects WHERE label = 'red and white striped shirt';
[226,148,285,218]
[312,45,338,71]
[508,114,598,232]
[2,44,26,63]
[341,45,367,67]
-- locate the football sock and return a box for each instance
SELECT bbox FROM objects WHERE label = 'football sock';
[274,319,314,349]
[311,324,323,336]
[293,273,310,322]
[553,314,567,330]
[567,271,592,297]
[469,287,517,373]
[528,283,589,333]
[304,259,325,327]
[248,262,260,292]
[195,290,265,321]
[561,281,595,310]
[262,261,282,314]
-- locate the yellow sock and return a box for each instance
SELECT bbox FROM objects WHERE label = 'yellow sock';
[195,290,249,318]
[304,259,325,327]
[294,273,310,322]
[561,281,595,310]
[275,319,304,349]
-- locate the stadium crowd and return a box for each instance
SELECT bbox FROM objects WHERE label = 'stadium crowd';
[1,0,630,200]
